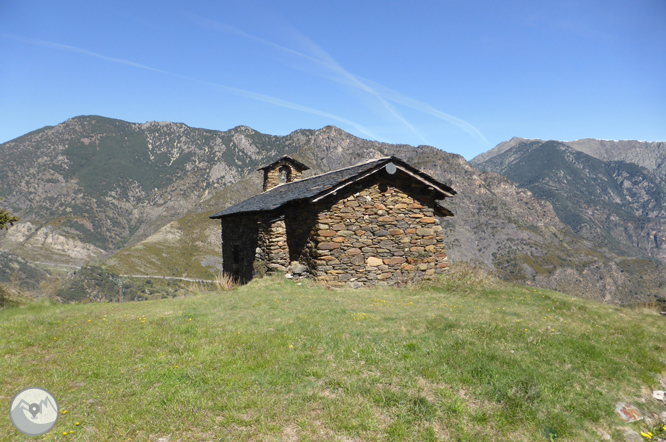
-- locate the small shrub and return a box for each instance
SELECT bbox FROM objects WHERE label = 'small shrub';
[253,260,267,277]
[0,284,14,307]
[39,277,62,302]
[214,272,237,291]
[631,296,666,315]
[0,283,29,308]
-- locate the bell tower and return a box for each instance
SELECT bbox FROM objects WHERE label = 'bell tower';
[258,156,310,191]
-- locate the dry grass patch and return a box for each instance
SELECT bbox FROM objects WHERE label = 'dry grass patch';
[214,271,237,291]
[418,262,506,293]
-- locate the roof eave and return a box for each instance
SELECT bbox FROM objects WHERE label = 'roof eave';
[435,202,454,217]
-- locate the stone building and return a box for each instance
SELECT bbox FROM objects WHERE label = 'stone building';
[210,155,456,287]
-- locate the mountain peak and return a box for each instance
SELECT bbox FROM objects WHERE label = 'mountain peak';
[230,125,255,133]
[470,137,543,166]
[474,137,666,178]
[318,125,347,135]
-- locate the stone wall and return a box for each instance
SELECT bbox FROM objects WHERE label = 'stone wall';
[221,215,259,283]
[222,211,314,282]
[308,174,450,287]
[285,208,318,274]
[257,217,290,273]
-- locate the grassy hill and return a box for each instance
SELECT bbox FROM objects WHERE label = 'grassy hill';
[1,268,664,441]
[103,210,222,281]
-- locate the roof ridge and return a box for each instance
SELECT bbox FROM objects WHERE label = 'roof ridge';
[261,157,392,194]
[257,155,310,171]
[210,155,455,220]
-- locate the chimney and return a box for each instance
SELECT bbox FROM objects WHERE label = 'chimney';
[257,156,310,192]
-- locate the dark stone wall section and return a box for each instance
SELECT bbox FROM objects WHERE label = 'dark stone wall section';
[221,215,259,284]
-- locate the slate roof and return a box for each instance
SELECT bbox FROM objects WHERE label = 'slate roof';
[210,156,455,219]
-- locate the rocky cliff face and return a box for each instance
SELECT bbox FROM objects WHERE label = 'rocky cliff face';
[565,139,666,181]
[0,116,282,264]
[0,251,49,288]
[2,117,664,304]
[471,139,666,265]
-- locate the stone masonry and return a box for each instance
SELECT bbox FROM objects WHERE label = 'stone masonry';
[256,218,290,273]
[304,177,449,288]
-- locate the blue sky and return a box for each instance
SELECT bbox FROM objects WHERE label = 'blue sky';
[1,0,664,160]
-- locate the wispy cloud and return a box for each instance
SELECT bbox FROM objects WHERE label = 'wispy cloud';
[279,28,489,146]
[187,15,489,146]
[2,34,379,140]
[187,14,425,143]
[4,35,169,74]
[356,77,490,145]
[285,29,428,143]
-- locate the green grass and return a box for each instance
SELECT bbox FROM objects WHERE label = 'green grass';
[1,271,665,441]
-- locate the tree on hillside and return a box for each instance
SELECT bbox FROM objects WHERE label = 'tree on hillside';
[0,207,19,230]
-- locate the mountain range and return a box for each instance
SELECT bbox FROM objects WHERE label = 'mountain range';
[470,138,666,264]
[1,116,664,305]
